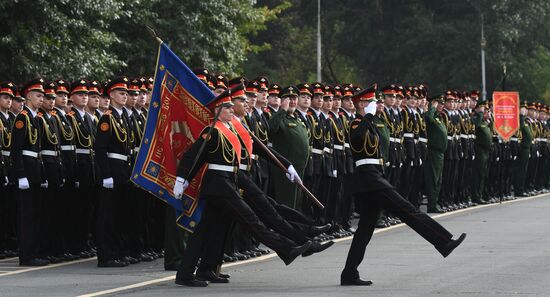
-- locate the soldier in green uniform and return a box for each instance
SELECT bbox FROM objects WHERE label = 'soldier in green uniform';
[471,100,491,204]
[513,101,533,197]
[424,95,447,213]
[269,86,310,210]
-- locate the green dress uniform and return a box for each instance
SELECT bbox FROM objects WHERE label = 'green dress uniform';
[513,115,533,195]
[268,109,310,209]
[373,113,390,166]
[471,112,492,203]
[423,106,448,212]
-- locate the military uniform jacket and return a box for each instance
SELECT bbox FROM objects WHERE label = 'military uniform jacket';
[268,110,310,171]
[381,107,398,167]
[349,113,393,194]
[440,109,457,160]
[320,112,335,177]
[10,105,42,184]
[37,110,63,184]
[401,107,418,163]
[425,107,448,153]
[295,109,314,177]
[416,108,428,162]
[373,114,390,166]
[307,108,325,175]
[252,108,270,179]
[176,125,241,199]
[52,107,77,184]
[472,112,492,150]
[329,110,346,175]
[0,111,14,181]
[339,108,355,175]
[67,107,96,186]
[521,115,534,150]
[94,107,132,183]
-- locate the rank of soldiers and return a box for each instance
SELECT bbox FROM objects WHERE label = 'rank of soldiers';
[0,71,547,273]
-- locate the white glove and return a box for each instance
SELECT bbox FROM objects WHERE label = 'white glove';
[102,177,114,189]
[537,151,540,157]
[18,177,30,190]
[496,157,499,161]
[419,158,423,166]
[286,165,302,183]
[40,180,48,189]
[173,176,189,199]
[2,176,8,186]
[363,101,377,115]
[513,156,517,160]
[385,162,390,167]
[332,169,337,178]
[75,181,79,188]
[472,155,475,160]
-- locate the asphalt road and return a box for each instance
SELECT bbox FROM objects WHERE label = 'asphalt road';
[1,194,550,297]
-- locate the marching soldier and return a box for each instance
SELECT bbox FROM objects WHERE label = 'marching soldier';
[172,89,312,286]
[11,78,49,266]
[341,88,466,286]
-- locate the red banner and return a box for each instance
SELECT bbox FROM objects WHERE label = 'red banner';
[492,91,520,141]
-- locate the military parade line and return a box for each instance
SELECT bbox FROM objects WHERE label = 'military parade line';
[0,68,545,287]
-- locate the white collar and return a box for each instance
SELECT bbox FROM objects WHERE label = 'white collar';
[0,110,8,120]
[96,109,104,117]
[112,106,123,117]
[74,107,86,118]
[311,108,321,117]
[27,106,38,118]
[55,107,66,116]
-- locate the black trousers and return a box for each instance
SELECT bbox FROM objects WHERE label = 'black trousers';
[342,188,453,279]
[17,186,41,262]
[96,185,126,262]
[177,194,298,278]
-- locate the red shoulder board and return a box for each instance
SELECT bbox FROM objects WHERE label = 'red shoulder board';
[339,111,344,116]
[37,112,43,117]
[67,111,75,116]
[307,111,313,116]
[105,110,112,115]
[20,110,28,116]
[50,110,57,116]
[264,108,271,113]
[328,113,333,118]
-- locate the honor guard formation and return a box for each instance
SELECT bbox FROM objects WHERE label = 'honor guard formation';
[2,70,548,286]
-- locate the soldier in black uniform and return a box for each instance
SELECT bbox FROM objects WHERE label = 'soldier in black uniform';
[94,77,132,267]
[51,79,79,261]
[400,87,420,205]
[11,78,49,266]
[172,90,311,287]
[340,88,466,286]
[36,82,64,263]
[339,85,357,233]
[66,79,97,259]
[0,81,17,258]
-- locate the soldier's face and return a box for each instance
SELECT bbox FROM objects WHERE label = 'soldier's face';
[268,94,280,108]
[298,94,311,109]
[42,96,55,110]
[341,98,353,111]
[55,93,68,108]
[99,96,110,110]
[110,90,128,108]
[231,97,247,117]
[0,94,12,110]
[137,91,147,108]
[246,93,257,108]
[332,97,341,109]
[26,91,44,110]
[127,93,138,108]
[88,94,100,109]
[322,96,333,111]
[218,105,234,122]
[288,96,298,113]
[257,90,268,106]
[384,94,395,106]
[70,92,88,109]
[311,95,323,109]
[11,100,24,113]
